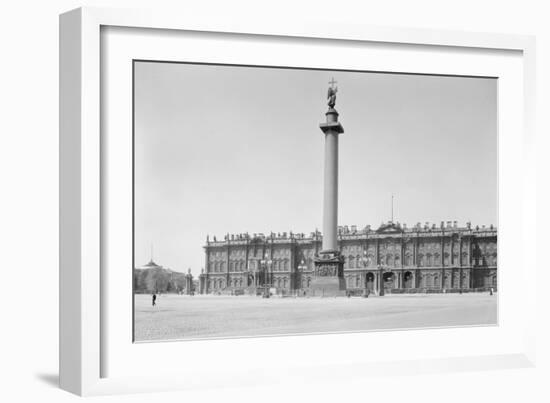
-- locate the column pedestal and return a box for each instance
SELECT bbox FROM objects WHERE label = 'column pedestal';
[185,273,193,295]
[198,274,206,294]
[312,250,346,297]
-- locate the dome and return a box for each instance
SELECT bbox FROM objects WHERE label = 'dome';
[137,259,163,270]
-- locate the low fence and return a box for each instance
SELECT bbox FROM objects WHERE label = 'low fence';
[199,286,497,296]
[387,287,497,294]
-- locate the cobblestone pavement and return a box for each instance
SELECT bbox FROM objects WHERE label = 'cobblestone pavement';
[134,293,497,341]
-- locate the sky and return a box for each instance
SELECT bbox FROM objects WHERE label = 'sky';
[134,61,497,276]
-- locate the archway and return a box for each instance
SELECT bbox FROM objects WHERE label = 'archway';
[403,271,413,288]
[365,272,375,291]
[383,272,394,290]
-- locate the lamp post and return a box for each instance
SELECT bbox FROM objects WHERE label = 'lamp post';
[298,259,307,296]
[260,256,273,298]
[361,250,370,297]
[378,264,390,297]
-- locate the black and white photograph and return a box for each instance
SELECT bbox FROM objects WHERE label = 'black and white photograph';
[132,61,498,342]
[5,0,548,400]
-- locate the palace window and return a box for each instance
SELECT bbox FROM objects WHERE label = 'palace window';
[349,256,355,269]
[462,252,468,265]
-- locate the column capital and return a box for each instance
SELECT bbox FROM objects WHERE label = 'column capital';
[320,121,344,134]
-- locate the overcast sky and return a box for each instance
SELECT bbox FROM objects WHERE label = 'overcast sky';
[134,61,497,275]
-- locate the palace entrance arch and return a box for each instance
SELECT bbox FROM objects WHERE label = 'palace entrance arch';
[383,272,394,290]
[403,271,413,288]
[365,272,375,291]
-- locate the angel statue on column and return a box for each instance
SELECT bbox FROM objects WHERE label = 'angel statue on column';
[327,79,338,108]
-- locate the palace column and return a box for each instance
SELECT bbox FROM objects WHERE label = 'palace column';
[203,244,210,294]
[312,81,346,296]
[440,235,445,290]
[321,120,340,252]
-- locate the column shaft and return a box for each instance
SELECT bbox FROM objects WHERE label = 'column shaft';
[322,131,339,252]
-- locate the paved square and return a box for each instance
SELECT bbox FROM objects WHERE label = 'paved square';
[134,293,497,341]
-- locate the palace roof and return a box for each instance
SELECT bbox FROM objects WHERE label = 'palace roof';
[204,221,497,247]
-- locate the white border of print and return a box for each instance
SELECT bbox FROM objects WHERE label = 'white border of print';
[60,7,536,396]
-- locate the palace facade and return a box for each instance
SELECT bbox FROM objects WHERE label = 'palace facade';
[198,220,497,295]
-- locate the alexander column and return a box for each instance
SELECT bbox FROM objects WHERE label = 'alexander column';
[311,78,346,296]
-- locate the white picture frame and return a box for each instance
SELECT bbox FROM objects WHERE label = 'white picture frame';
[59,6,537,396]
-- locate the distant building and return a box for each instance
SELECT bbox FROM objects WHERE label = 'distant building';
[199,221,497,295]
[134,259,194,294]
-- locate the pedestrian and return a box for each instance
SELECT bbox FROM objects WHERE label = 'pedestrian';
[152,293,157,306]
[490,287,493,296]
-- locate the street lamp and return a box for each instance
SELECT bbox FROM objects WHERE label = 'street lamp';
[360,250,370,297]
[298,259,307,296]
[259,256,273,298]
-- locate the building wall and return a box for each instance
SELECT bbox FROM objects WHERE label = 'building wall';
[200,223,497,294]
